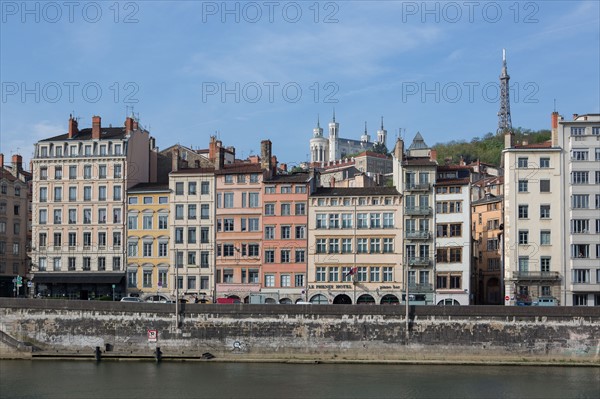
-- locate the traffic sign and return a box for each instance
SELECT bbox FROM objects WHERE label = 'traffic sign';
[147,330,158,342]
[504,295,510,301]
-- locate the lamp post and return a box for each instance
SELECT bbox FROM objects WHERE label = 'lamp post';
[405,260,409,342]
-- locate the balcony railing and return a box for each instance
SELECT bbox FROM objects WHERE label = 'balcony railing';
[407,257,432,267]
[405,183,431,191]
[405,206,432,216]
[405,230,431,240]
[513,271,561,280]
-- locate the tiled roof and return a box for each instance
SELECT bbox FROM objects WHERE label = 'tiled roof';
[472,195,504,206]
[513,140,552,149]
[312,187,400,197]
[356,151,389,159]
[39,127,128,142]
[402,157,437,166]
[0,168,18,182]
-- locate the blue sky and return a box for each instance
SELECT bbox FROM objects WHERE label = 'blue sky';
[1,1,599,166]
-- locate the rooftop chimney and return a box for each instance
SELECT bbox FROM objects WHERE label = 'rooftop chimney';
[172,148,179,172]
[430,149,438,162]
[125,117,135,133]
[551,111,559,147]
[260,140,272,172]
[11,154,23,176]
[393,138,404,161]
[68,115,78,138]
[0,153,4,169]
[92,116,101,139]
[572,113,578,120]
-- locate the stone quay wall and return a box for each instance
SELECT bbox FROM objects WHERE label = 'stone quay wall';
[1,299,599,364]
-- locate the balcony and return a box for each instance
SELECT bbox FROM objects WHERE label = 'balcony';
[405,206,432,216]
[405,183,431,191]
[405,230,431,240]
[513,271,561,281]
[408,283,434,292]
[407,257,432,267]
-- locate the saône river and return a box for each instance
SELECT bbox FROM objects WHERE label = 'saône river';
[1,360,599,399]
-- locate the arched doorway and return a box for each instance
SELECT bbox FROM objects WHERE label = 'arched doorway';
[333,294,352,304]
[356,294,375,304]
[279,298,292,304]
[380,294,399,305]
[265,298,277,304]
[309,294,329,304]
[486,277,501,304]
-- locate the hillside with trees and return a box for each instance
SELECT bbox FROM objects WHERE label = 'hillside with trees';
[433,128,551,166]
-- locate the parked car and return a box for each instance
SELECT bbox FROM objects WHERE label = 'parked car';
[120,297,144,303]
[216,297,241,304]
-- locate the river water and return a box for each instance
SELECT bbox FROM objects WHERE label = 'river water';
[1,360,598,399]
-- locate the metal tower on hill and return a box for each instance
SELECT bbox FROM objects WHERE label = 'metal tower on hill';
[497,49,512,134]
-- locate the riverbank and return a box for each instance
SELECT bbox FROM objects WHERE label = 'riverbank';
[2,298,599,364]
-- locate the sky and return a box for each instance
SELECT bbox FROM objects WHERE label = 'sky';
[1,1,599,167]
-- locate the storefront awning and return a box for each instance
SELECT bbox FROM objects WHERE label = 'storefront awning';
[32,273,125,284]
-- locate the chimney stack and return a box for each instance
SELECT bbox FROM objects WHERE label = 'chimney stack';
[551,111,559,147]
[572,113,578,120]
[68,115,78,138]
[260,140,272,172]
[92,116,101,139]
[430,149,438,161]
[172,148,179,172]
[0,153,3,169]
[393,138,404,161]
[125,117,134,133]
[11,154,23,175]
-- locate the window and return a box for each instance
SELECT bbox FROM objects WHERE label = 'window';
[201,181,210,195]
[250,174,259,183]
[83,232,92,247]
[383,213,394,228]
[52,186,62,202]
[249,193,259,208]
[224,218,234,232]
[572,269,590,284]
[572,171,589,184]
[249,218,259,232]
[39,209,47,224]
[158,241,168,257]
[83,165,91,179]
[328,238,340,254]
[540,257,550,272]
[281,185,291,194]
[518,230,529,245]
[357,267,368,282]
[571,244,589,258]
[571,127,585,136]
[113,232,121,247]
[383,238,394,253]
[68,165,77,179]
[572,195,589,209]
[200,204,210,219]
[53,209,62,224]
[596,148,600,161]
[264,274,275,287]
[357,238,368,253]
[264,250,275,263]
[518,180,528,192]
[540,158,550,168]
[188,251,196,265]
[540,180,550,192]
[53,232,62,247]
[114,164,122,178]
[175,228,184,244]
[188,228,196,244]
[540,230,551,245]
[54,166,62,180]
[175,182,184,195]
[280,249,291,263]
[281,226,291,239]
[517,157,528,168]
[185,204,196,220]
[487,238,499,251]
[316,214,327,229]
[265,203,275,215]
[357,213,368,228]
[342,238,352,253]
[98,208,107,224]
[316,239,326,254]
[517,204,529,219]
[142,214,153,230]
[224,193,234,208]
[370,238,381,253]
[224,175,233,184]
[295,249,305,263]
[341,213,353,229]
[39,187,48,202]
[329,213,340,229]
[265,186,275,194]
[540,205,550,219]
[280,203,291,216]
[518,257,529,272]
[175,205,184,220]
[573,294,588,306]
[593,127,600,135]
[316,267,326,282]
[154,214,166,230]
[98,232,107,247]
[98,165,107,179]
[248,244,259,257]
[295,185,306,194]
[295,203,306,215]
[188,182,197,195]
[571,149,588,161]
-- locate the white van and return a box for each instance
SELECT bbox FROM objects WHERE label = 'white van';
[533,297,558,306]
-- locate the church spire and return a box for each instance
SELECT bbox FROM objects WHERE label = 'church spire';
[364,121,368,134]
[332,108,336,123]
[380,116,384,130]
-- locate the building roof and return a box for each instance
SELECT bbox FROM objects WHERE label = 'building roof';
[402,157,437,166]
[264,172,311,183]
[435,178,470,186]
[0,168,18,182]
[355,151,389,159]
[312,187,400,197]
[39,127,128,142]
[472,194,504,206]
[408,132,429,150]
[127,183,171,193]
[472,176,503,188]
[169,166,215,175]
[512,140,552,149]
[214,163,263,175]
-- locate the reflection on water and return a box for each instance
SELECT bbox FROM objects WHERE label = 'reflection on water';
[1,360,599,399]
